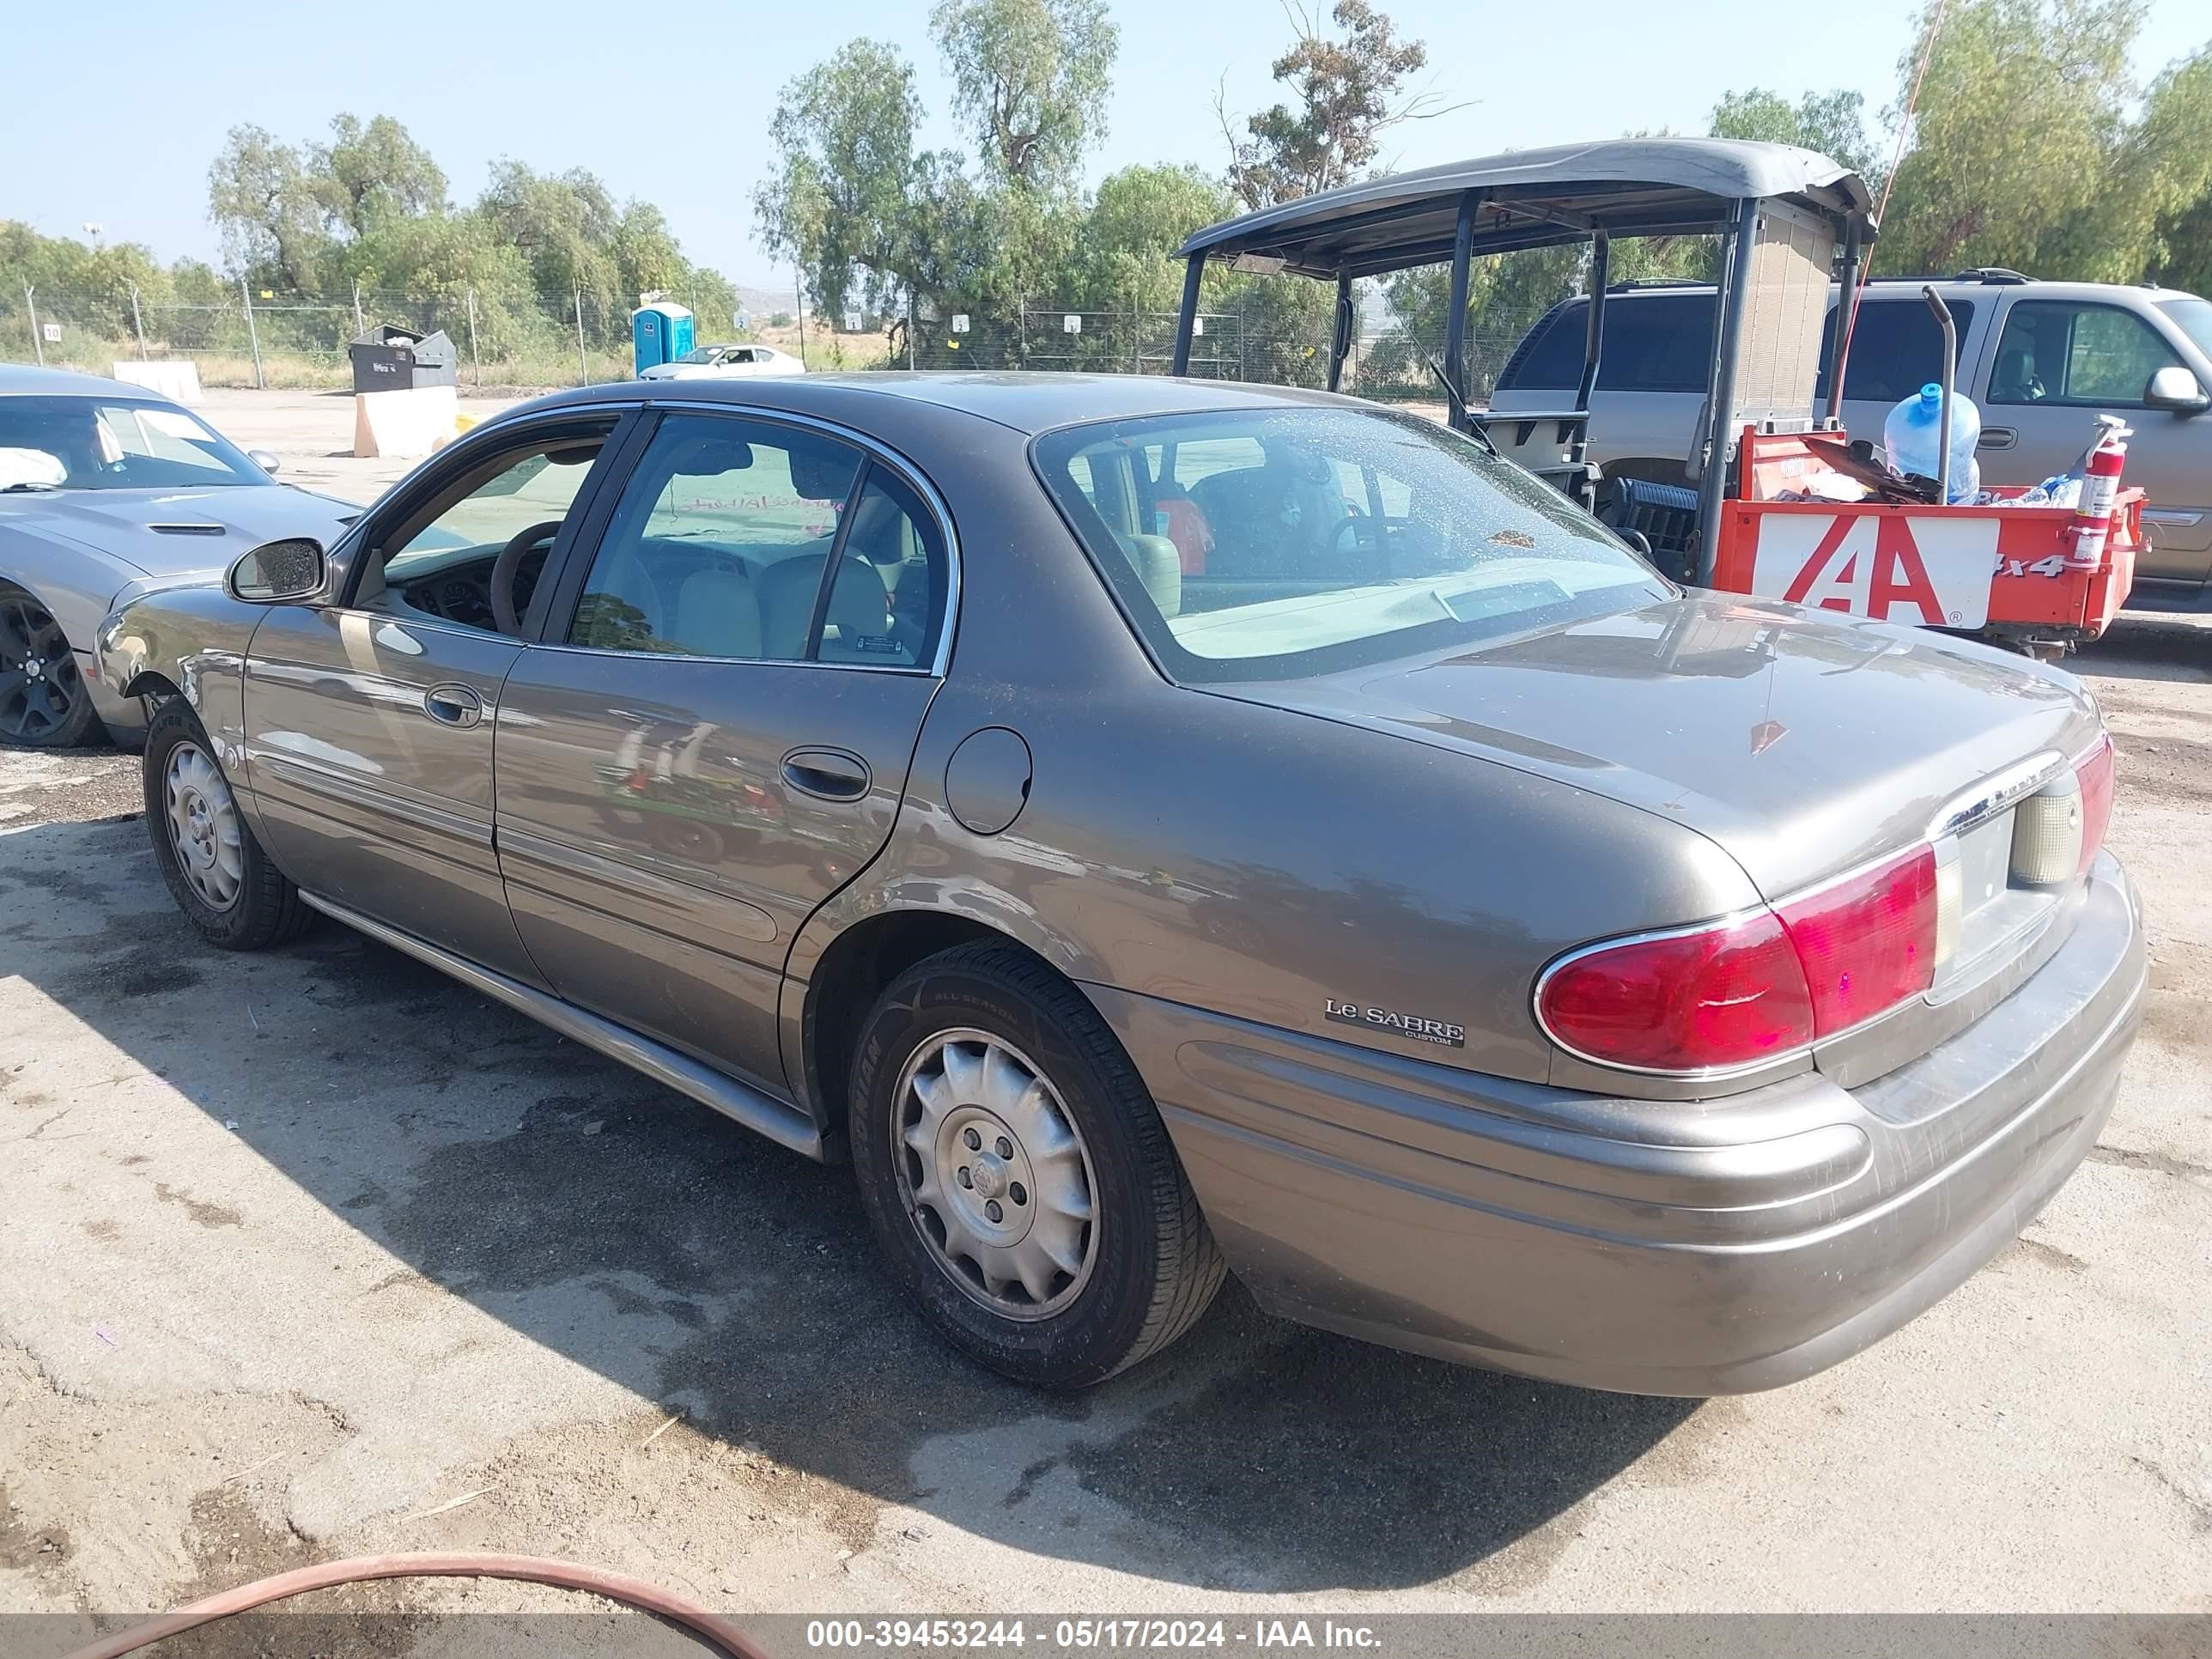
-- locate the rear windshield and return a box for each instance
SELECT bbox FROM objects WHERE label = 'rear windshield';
[1033,406,1669,684]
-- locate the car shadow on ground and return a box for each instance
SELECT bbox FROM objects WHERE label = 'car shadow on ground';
[0,814,1699,1593]
[2083,611,2212,685]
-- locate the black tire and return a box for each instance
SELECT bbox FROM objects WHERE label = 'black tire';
[143,700,312,951]
[849,943,1226,1388]
[0,582,104,749]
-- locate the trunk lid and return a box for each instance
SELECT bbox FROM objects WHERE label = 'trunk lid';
[1215,592,2102,901]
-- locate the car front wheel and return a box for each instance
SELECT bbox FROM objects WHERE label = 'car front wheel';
[849,943,1226,1388]
[0,583,101,748]
[143,700,312,951]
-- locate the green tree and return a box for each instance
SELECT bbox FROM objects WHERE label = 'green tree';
[752,39,932,317]
[207,125,328,289]
[313,113,449,238]
[928,0,1119,191]
[1876,0,2143,276]
[1218,0,1462,210]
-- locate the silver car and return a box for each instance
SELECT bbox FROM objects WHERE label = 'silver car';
[0,364,356,747]
[99,373,2144,1393]
[1490,274,2212,591]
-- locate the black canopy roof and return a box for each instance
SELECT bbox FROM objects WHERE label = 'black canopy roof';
[1176,138,1878,281]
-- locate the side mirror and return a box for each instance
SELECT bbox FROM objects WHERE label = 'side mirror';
[247,447,283,475]
[226,538,325,604]
[2145,365,2209,413]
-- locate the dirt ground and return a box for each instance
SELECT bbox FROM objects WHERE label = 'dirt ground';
[2,393,2209,1647]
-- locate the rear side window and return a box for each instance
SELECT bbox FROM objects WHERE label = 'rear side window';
[1815,299,1976,404]
[1498,295,1717,394]
[567,412,947,666]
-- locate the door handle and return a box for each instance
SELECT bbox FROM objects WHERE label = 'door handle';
[1978,427,2019,450]
[422,683,483,727]
[781,747,871,802]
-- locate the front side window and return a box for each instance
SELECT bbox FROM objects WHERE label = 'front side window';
[366,426,616,629]
[1035,406,1668,683]
[568,413,948,665]
[1988,301,2182,407]
[2157,296,2212,362]
[0,397,266,491]
[386,445,604,578]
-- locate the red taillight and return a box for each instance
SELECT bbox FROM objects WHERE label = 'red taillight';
[1537,910,1814,1073]
[1776,845,1937,1038]
[1539,844,1940,1075]
[2075,733,2114,875]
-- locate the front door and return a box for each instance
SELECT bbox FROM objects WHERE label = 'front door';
[493,410,952,1091]
[243,416,629,981]
[1979,295,2212,583]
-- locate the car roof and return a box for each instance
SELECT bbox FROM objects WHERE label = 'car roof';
[520,371,1353,436]
[0,363,167,398]
[1176,138,1876,280]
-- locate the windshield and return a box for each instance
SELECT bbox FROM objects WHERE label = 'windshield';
[675,345,728,365]
[2157,297,2212,362]
[1033,406,1669,683]
[0,395,267,491]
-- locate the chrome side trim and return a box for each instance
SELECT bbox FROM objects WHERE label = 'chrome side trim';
[298,891,825,1159]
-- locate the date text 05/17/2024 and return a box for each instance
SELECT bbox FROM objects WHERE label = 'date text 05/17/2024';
[804,1618,1383,1650]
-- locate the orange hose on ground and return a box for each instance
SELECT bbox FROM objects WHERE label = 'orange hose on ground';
[54,1552,771,1659]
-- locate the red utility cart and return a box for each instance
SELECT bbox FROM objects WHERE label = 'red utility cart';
[1712,428,2141,658]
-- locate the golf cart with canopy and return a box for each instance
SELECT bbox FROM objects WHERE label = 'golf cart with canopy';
[1169,137,2140,654]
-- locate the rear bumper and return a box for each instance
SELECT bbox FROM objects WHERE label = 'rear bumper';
[1088,854,2143,1395]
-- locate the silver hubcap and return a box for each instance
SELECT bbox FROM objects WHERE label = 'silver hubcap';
[894,1029,1097,1320]
[164,741,244,911]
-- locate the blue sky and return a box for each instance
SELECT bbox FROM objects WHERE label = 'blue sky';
[3,0,2205,291]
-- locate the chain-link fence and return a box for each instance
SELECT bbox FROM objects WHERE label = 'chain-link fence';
[3,283,1558,404]
[1,283,673,391]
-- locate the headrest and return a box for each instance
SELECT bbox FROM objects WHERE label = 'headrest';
[788,437,860,502]
[823,555,890,635]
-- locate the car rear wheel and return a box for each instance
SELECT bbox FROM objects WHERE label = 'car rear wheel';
[143,700,313,951]
[0,583,102,748]
[849,943,1225,1388]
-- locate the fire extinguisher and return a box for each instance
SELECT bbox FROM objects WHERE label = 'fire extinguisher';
[2067,416,2131,566]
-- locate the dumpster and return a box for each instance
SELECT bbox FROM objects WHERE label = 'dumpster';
[348,325,458,393]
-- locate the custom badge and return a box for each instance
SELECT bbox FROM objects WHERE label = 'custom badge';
[1324,998,1466,1048]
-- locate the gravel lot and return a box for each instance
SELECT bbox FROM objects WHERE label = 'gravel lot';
[2,392,2209,1640]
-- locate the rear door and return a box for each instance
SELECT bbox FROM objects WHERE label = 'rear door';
[492,409,953,1091]
[1977,294,2212,582]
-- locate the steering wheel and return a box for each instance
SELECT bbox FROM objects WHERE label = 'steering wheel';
[489,520,565,637]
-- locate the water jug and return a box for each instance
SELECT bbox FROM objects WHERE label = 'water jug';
[1883,383,1980,502]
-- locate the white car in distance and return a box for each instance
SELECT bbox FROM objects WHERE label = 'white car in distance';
[639,344,805,381]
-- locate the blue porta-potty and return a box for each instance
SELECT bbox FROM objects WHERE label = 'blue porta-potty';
[631,301,695,376]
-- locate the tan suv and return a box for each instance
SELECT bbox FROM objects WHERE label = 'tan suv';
[1492,272,2212,595]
